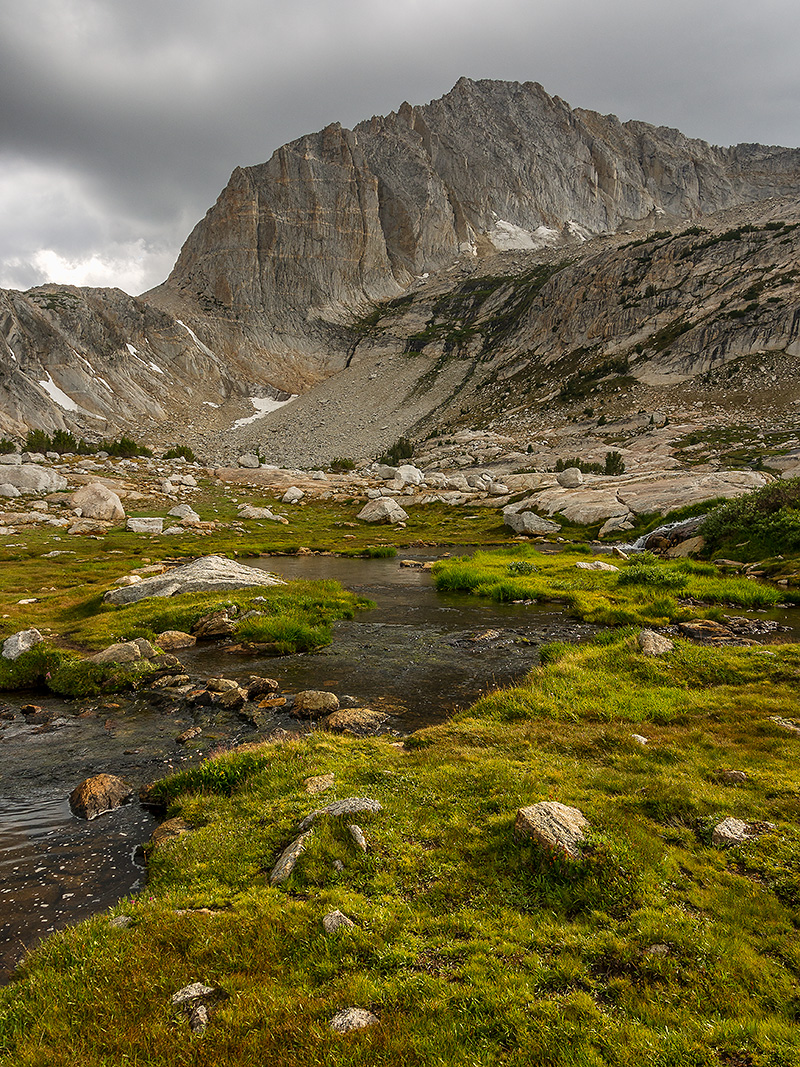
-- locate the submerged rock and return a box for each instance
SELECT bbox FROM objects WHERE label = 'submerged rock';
[292,690,339,719]
[69,774,133,820]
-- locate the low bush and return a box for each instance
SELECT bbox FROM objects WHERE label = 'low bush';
[162,444,195,462]
[701,478,800,558]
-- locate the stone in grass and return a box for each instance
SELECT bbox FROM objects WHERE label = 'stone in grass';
[151,817,192,846]
[718,769,748,785]
[292,690,339,720]
[69,774,133,820]
[305,773,335,795]
[356,498,409,525]
[515,801,589,859]
[127,517,164,534]
[104,554,285,606]
[89,638,159,664]
[349,824,368,852]
[171,982,227,1035]
[298,797,383,833]
[320,707,388,735]
[71,482,126,523]
[575,560,619,572]
[323,909,356,933]
[711,817,775,848]
[109,914,134,929]
[2,628,43,661]
[637,630,674,656]
[330,1008,378,1034]
[270,830,313,885]
[157,630,196,651]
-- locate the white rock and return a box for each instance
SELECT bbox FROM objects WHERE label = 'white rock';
[357,498,409,524]
[575,561,619,572]
[2,628,44,660]
[395,464,424,486]
[70,483,125,523]
[515,801,589,859]
[127,517,164,534]
[237,454,260,468]
[323,910,356,933]
[282,487,304,504]
[0,483,20,498]
[637,630,674,656]
[104,553,285,605]
[330,1008,379,1034]
[556,467,583,488]
[0,464,66,493]
[168,503,200,522]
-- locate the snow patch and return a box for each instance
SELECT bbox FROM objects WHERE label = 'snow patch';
[203,401,220,408]
[148,361,165,375]
[176,319,215,358]
[233,395,297,428]
[126,343,138,357]
[37,373,80,412]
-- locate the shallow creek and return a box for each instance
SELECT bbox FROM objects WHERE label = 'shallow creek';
[0,552,596,981]
[1,552,796,981]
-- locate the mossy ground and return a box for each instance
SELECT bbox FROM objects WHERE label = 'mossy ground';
[431,546,793,626]
[1,635,799,1065]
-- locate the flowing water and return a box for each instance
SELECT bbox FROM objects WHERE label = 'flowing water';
[1,551,797,981]
[0,552,595,981]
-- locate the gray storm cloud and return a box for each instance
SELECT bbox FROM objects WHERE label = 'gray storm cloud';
[1,0,798,293]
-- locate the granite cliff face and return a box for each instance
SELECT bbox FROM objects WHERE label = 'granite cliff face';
[2,76,800,445]
[146,76,800,382]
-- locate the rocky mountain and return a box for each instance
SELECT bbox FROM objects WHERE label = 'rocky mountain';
[1,77,799,457]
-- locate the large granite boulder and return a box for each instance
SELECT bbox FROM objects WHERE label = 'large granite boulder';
[104,554,285,605]
[515,801,589,859]
[2,628,43,660]
[357,498,409,524]
[71,482,125,523]
[0,464,66,494]
[502,507,561,535]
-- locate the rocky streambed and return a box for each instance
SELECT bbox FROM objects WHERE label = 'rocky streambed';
[0,553,600,981]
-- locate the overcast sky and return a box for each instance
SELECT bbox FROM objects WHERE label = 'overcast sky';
[1,0,798,295]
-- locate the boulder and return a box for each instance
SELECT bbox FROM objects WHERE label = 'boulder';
[282,486,304,504]
[104,554,284,605]
[69,774,133,820]
[514,801,589,859]
[356,498,409,524]
[0,453,22,465]
[575,560,619,572]
[320,707,388,735]
[156,630,197,650]
[664,536,705,558]
[71,482,125,523]
[293,690,340,719]
[192,610,236,639]
[0,483,21,498]
[238,505,282,520]
[503,508,561,536]
[237,453,261,468]
[247,676,280,699]
[127,517,164,534]
[2,627,43,661]
[151,816,192,846]
[556,467,583,488]
[395,464,424,486]
[0,464,66,493]
[637,630,674,656]
[168,503,200,522]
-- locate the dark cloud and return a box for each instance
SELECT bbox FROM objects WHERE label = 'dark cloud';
[1,0,798,292]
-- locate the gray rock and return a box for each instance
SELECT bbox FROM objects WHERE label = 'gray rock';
[270,830,312,884]
[711,817,772,848]
[0,483,21,498]
[515,801,589,859]
[395,464,424,486]
[90,640,145,664]
[575,560,619,572]
[0,464,66,494]
[503,508,561,535]
[282,486,304,504]
[127,517,164,534]
[104,554,284,605]
[0,454,22,465]
[2,628,43,661]
[349,824,368,852]
[323,909,356,933]
[637,630,674,656]
[330,1008,378,1034]
[357,498,409,524]
[238,505,281,520]
[298,797,383,833]
[71,482,125,523]
[237,453,261,468]
[168,503,200,522]
[556,467,583,488]
[292,690,340,719]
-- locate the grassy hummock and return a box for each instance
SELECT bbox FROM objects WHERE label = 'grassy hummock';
[432,546,791,626]
[1,633,799,1064]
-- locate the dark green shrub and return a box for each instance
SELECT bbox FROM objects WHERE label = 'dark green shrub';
[604,451,625,475]
[330,456,355,472]
[0,437,16,454]
[506,560,538,576]
[24,429,51,453]
[618,565,688,590]
[379,437,414,465]
[162,444,195,462]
